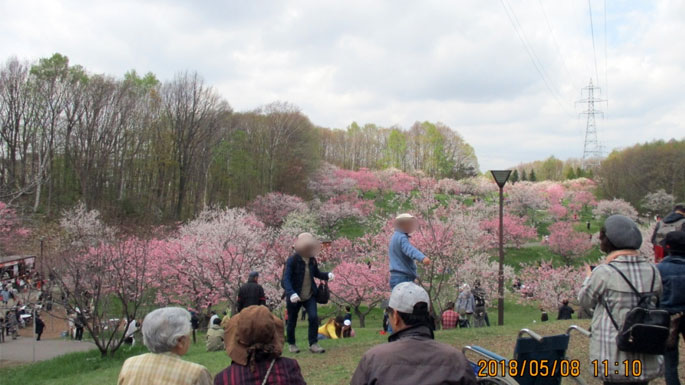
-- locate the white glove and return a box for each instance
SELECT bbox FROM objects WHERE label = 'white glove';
[328,273,335,281]
[290,294,301,303]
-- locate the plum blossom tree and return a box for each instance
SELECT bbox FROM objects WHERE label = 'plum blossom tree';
[435,178,461,195]
[248,192,308,227]
[280,210,324,239]
[593,199,638,220]
[49,205,154,356]
[549,204,568,220]
[335,167,381,192]
[546,222,592,264]
[480,214,538,249]
[0,201,29,254]
[307,163,357,198]
[518,262,585,311]
[642,189,675,217]
[315,199,365,238]
[328,232,389,327]
[506,182,549,225]
[154,208,275,315]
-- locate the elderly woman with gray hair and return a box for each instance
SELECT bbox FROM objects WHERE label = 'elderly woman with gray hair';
[578,215,664,385]
[118,307,212,385]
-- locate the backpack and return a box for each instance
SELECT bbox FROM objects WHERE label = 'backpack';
[316,281,330,304]
[602,264,670,355]
[654,217,685,246]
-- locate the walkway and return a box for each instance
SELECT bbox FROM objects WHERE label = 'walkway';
[0,337,96,367]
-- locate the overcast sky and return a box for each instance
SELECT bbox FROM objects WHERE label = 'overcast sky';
[1,0,683,170]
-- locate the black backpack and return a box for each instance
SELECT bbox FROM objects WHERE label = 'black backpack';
[316,281,330,304]
[602,264,670,355]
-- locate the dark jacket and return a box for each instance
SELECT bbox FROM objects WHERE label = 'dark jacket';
[652,212,685,245]
[35,317,45,334]
[350,325,477,385]
[557,304,574,320]
[657,254,685,313]
[281,254,329,298]
[237,279,266,312]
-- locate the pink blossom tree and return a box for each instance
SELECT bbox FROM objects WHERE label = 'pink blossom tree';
[248,192,308,227]
[506,182,549,225]
[546,222,592,264]
[153,208,277,315]
[49,205,155,356]
[308,163,357,198]
[0,201,30,254]
[328,231,389,327]
[480,214,538,249]
[593,199,638,220]
[549,204,568,220]
[518,262,585,311]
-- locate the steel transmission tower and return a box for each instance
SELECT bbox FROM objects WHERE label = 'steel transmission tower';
[577,79,605,169]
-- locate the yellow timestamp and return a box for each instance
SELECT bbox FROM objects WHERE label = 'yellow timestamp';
[476,359,581,378]
[592,360,643,377]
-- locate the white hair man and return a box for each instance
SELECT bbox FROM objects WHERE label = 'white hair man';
[117,307,212,385]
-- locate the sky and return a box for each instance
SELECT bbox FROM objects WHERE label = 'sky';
[1,0,683,171]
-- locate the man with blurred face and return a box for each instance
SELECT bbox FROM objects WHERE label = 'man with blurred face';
[281,233,334,354]
[389,213,431,289]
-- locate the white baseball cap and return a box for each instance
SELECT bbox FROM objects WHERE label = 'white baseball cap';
[343,319,351,326]
[395,213,415,221]
[388,282,430,314]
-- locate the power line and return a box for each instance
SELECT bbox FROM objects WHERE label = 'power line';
[499,0,574,117]
[603,0,609,119]
[537,0,579,91]
[587,0,601,87]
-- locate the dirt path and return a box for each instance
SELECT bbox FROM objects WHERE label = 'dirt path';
[0,337,96,368]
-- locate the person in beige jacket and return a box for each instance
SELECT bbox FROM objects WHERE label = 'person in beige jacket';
[206,317,224,352]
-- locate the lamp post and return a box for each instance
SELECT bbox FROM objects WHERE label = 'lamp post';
[490,170,511,326]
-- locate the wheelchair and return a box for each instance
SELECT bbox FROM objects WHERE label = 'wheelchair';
[463,325,591,385]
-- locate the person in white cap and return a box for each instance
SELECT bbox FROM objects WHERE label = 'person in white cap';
[388,213,430,289]
[282,233,333,354]
[350,282,476,385]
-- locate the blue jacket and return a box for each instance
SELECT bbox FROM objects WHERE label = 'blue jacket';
[388,231,426,279]
[282,254,329,298]
[657,254,685,313]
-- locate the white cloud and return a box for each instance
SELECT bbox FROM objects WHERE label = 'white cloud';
[1,0,683,170]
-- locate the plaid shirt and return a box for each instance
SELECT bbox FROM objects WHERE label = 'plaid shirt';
[118,352,212,385]
[214,358,306,385]
[441,309,459,329]
[578,253,664,382]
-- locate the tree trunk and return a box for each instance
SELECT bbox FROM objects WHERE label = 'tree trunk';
[354,306,366,328]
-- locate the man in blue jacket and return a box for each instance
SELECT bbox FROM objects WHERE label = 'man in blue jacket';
[282,233,333,354]
[657,231,685,385]
[389,213,431,289]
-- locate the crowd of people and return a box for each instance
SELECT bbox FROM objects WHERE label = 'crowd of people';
[2,203,684,385]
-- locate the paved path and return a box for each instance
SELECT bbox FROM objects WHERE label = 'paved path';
[0,337,96,367]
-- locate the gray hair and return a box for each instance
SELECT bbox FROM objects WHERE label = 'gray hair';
[142,307,191,353]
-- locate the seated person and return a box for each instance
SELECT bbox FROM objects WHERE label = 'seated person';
[206,317,224,352]
[342,319,355,338]
[318,315,345,340]
[117,307,212,385]
[351,282,477,385]
[214,306,306,385]
[441,301,459,329]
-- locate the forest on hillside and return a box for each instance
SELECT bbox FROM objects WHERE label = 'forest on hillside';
[0,54,478,220]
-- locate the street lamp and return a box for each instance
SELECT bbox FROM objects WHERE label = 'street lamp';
[490,170,511,326]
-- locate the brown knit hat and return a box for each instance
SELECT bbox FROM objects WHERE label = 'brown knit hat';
[224,305,284,366]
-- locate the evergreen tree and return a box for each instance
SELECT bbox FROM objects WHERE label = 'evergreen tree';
[529,169,537,182]
[510,169,519,184]
[521,169,528,181]
[565,167,576,180]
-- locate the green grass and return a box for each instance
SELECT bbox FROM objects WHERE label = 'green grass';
[503,245,603,271]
